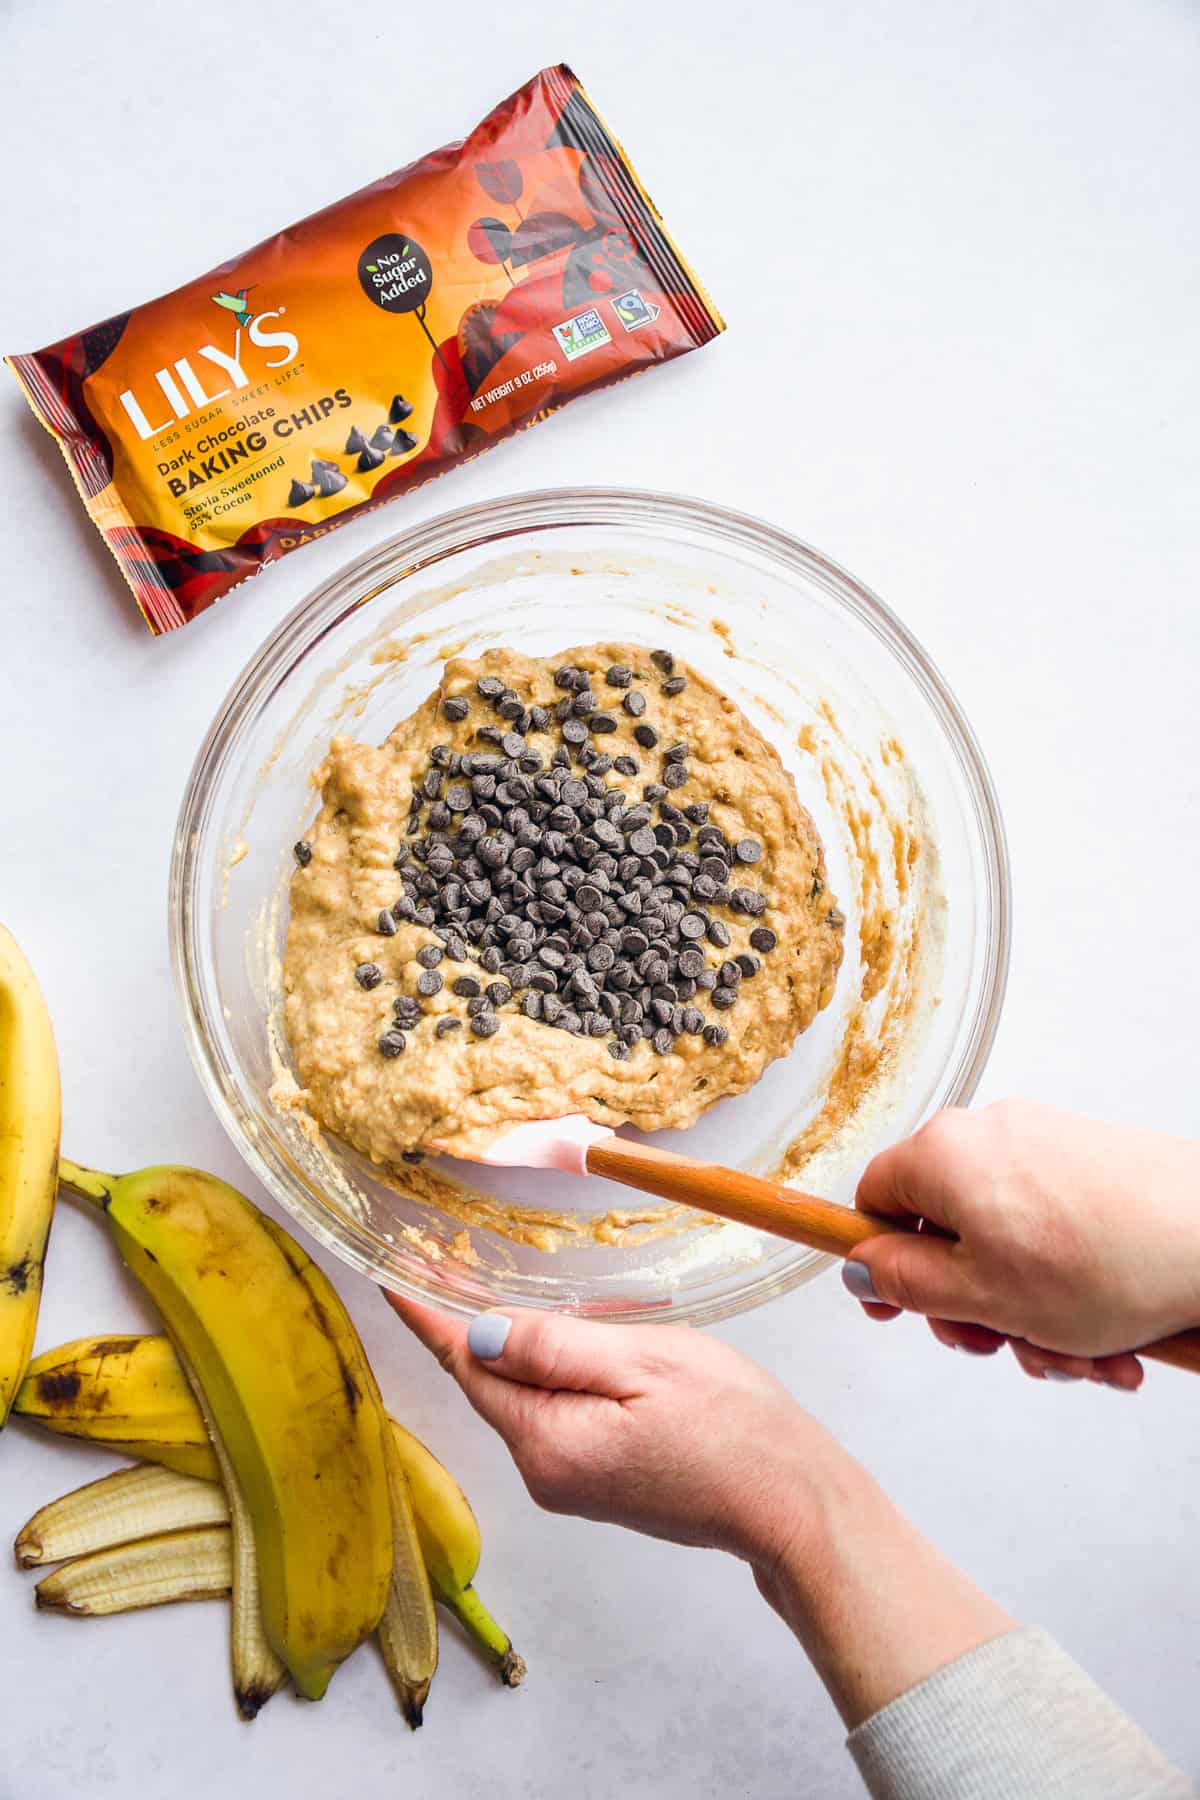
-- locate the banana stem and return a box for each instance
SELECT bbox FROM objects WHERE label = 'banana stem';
[57,1160,117,1209]
[444,1585,527,1686]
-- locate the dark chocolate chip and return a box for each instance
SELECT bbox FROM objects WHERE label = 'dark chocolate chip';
[486,981,512,1008]
[390,430,418,454]
[677,948,706,979]
[729,887,767,916]
[589,713,617,734]
[702,1023,729,1047]
[662,676,687,696]
[313,461,347,497]
[633,724,658,749]
[293,840,312,867]
[679,912,708,940]
[417,970,444,996]
[608,1039,630,1060]
[471,1011,500,1037]
[378,1030,407,1057]
[684,803,709,825]
[707,919,732,948]
[377,909,397,936]
[711,986,738,1010]
[651,1027,676,1054]
[477,676,505,700]
[663,763,687,790]
[443,696,470,723]
[734,838,763,865]
[606,665,632,687]
[345,426,370,454]
[287,478,316,507]
[416,945,444,970]
[356,445,386,472]
[389,394,414,423]
[436,1016,462,1037]
[562,718,588,745]
[355,963,382,989]
[750,927,777,953]
[613,755,639,777]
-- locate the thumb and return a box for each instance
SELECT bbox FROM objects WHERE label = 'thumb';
[465,1307,646,1399]
[846,1233,987,1324]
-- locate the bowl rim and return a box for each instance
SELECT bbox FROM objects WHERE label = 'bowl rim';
[169,484,1011,1322]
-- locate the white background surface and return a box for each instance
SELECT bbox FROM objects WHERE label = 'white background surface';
[2,2,1198,1794]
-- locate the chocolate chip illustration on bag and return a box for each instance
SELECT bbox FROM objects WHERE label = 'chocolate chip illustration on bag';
[5,66,723,634]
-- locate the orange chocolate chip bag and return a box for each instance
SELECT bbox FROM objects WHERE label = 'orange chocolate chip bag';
[7,65,722,633]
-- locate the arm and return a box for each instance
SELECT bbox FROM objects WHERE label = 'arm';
[387,1298,1191,1795]
[844,1101,1200,1387]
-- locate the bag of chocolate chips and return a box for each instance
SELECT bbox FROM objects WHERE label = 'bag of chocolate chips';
[7,65,723,633]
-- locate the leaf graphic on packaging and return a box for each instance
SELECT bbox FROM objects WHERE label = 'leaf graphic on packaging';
[467,217,512,266]
[366,264,378,272]
[402,244,410,256]
[508,211,584,268]
[476,160,524,206]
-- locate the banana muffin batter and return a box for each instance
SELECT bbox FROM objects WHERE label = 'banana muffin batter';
[283,643,843,1163]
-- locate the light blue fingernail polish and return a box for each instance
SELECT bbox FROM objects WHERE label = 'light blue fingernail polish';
[468,1313,512,1360]
[1043,1368,1080,1383]
[841,1261,877,1303]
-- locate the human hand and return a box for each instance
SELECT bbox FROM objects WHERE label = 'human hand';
[385,1294,1013,1725]
[844,1099,1200,1388]
[383,1296,837,1569]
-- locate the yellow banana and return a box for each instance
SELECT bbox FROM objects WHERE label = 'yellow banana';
[17,1331,522,1682]
[377,1426,439,1727]
[0,926,61,1426]
[35,1526,232,1615]
[16,1335,219,1479]
[58,1161,393,1700]
[16,1463,228,1568]
[390,1420,525,1685]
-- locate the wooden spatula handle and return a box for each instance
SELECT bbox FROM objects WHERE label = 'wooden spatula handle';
[586,1138,1200,1376]
[1139,1329,1200,1375]
[585,1138,907,1256]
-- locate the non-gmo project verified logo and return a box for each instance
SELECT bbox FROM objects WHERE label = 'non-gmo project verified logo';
[611,289,660,332]
[551,308,611,362]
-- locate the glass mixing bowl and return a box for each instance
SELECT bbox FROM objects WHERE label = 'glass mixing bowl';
[170,488,1009,1323]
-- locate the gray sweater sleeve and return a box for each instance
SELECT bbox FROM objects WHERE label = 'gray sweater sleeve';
[847,1627,1195,1800]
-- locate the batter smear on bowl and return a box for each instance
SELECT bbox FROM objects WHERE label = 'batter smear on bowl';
[283,644,843,1163]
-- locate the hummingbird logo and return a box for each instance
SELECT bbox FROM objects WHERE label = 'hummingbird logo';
[211,287,254,329]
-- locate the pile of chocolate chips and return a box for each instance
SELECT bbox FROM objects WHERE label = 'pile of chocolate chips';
[286,394,417,506]
[310,654,781,1062]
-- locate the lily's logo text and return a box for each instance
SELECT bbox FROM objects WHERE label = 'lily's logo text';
[118,306,301,442]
